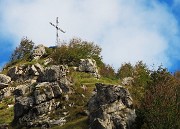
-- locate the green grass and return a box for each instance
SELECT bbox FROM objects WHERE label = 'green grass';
[0,106,14,124]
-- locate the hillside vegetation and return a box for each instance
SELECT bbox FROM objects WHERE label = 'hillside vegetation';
[0,38,179,129]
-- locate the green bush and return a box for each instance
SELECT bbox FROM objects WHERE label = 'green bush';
[116,62,133,79]
[51,38,102,66]
[99,64,116,79]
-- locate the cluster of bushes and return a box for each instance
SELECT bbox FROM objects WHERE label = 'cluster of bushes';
[51,38,103,66]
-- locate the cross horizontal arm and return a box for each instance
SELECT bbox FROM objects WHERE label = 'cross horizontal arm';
[50,22,56,28]
[58,28,66,33]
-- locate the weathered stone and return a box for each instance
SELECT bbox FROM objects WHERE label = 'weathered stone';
[0,74,11,84]
[14,96,34,119]
[0,83,8,90]
[13,84,31,97]
[34,82,62,104]
[121,77,134,86]
[32,44,46,60]
[0,87,15,100]
[7,64,44,81]
[44,58,53,65]
[38,65,69,82]
[88,83,136,129]
[78,59,100,78]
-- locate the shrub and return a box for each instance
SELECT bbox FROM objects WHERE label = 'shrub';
[116,62,133,79]
[51,38,102,66]
[99,64,116,79]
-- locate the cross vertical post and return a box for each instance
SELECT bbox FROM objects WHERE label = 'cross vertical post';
[50,17,65,46]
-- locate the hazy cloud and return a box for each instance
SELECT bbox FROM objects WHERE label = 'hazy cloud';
[0,0,180,70]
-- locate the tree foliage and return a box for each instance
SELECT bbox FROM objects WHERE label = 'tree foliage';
[10,37,34,62]
[133,61,150,88]
[99,64,116,79]
[116,62,133,79]
[51,38,102,66]
[139,67,180,129]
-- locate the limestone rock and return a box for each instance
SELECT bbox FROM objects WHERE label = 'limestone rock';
[0,74,11,84]
[121,77,134,86]
[7,64,44,81]
[13,81,69,127]
[38,65,70,83]
[88,83,136,129]
[34,82,62,104]
[78,59,100,78]
[13,84,31,97]
[7,66,25,81]
[0,87,15,100]
[44,58,53,65]
[32,44,46,60]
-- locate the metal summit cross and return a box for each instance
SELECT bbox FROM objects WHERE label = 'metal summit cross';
[50,17,65,45]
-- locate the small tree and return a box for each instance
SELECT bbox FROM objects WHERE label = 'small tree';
[11,37,34,62]
[116,62,133,79]
[133,61,150,88]
[99,64,116,79]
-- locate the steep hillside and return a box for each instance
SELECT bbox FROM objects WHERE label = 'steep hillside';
[0,38,179,129]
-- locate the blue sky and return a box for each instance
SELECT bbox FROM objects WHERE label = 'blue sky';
[0,0,180,72]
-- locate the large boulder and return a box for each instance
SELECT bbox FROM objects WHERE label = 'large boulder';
[88,83,136,129]
[31,44,46,60]
[121,77,134,86]
[78,59,100,78]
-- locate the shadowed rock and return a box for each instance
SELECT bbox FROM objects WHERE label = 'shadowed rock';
[88,83,136,129]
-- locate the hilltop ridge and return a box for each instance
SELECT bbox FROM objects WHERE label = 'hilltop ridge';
[0,38,179,129]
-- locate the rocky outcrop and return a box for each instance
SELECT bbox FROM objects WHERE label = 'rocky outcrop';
[38,65,69,82]
[78,59,100,78]
[0,74,11,84]
[88,83,136,129]
[7,63,44,82]
[13,65,72,128]
[0,87,16,100]
[121,77,134,86]
[32,44,46,60]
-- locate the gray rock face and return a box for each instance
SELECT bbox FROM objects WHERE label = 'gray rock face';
[0,87,15,100]
[121,77,134,86]
[13,82,67,127]
[88,83,136,129]
[7,63,44,81]
[32,44,46,60]
[38,65,69,82]
[13,64,72,127]
[0,74,11,84]
[0,74,11,90]
[78,59,100,78]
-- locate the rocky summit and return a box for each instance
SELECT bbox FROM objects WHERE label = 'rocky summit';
[0,40,142,129]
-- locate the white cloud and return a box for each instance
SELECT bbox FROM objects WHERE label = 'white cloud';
[0,0,179,69]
